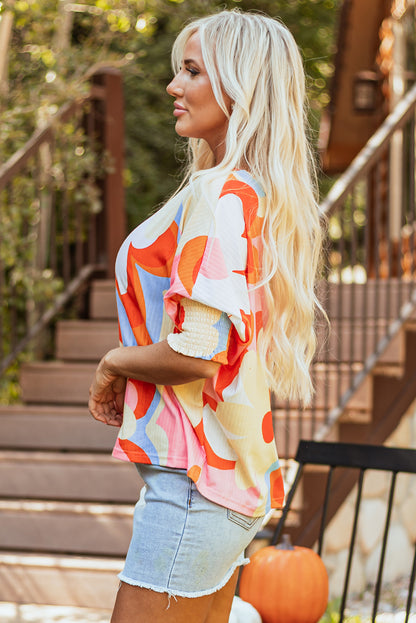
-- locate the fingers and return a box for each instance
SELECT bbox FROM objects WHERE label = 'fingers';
[89,405,122,427]
[88,394,123,427]
[88,371,126,428]
[103,414,123,427]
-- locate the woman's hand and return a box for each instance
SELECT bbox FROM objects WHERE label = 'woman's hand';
[88,341,220,427]
[89,354,126,427]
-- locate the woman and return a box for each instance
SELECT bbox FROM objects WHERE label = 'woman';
[89,9,323,623]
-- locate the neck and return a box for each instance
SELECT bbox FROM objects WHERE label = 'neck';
[212,142,226,166]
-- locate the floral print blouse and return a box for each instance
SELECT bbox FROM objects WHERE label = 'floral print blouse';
[113,170,284,517]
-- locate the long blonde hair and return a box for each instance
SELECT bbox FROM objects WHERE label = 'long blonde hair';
[171,10,324,404]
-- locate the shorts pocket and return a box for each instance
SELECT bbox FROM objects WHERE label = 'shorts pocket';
[227,509,261,531]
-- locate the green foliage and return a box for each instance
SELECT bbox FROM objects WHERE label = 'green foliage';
[0,0,340,396]
[1,0,340,226]
[0,107,104,398]
[119,0,340,224]
[319,598,367,623]
[0,362,23,405]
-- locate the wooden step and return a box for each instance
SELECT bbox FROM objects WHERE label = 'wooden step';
[0,405,116,452]
[273,407,374,459]
[316,320,405,364]
[0,451,142,503]
[317,279,416,320]
[89,280,117,320]
[0,552,122,608]
[273,409,328,459]
[88,279,416,324]
[21,362,97,404]
[56,320,118,361]
[287,462,350,547]
[276,362,409,451]
[273,363,372,412]
[0,499,134,557]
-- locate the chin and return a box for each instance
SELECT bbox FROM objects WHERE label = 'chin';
[174,119,186,131]
[175,121,203,140]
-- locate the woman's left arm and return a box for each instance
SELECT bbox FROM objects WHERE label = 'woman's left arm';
[88,341,220,427]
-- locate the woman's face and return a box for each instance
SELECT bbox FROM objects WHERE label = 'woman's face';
[166,32,232,163]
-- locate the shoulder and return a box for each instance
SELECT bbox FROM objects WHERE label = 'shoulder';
[190,170,264,214]
[217,171,266,235]
[220,170,265,203]
[181,171,265,241]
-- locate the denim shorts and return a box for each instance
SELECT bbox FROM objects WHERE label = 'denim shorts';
[118,464,263,598]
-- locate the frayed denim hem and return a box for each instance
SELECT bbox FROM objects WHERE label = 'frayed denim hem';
[117,556,250,600]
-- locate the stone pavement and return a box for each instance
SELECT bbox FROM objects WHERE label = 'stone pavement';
[1,599,414,622]
[0,603,111,622]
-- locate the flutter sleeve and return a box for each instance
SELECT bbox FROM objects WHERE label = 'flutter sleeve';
[164,174,258,365]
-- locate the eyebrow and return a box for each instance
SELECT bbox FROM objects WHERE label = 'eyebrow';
[184,58,199,65]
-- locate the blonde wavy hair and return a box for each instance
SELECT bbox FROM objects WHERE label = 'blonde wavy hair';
[171,10,324,404]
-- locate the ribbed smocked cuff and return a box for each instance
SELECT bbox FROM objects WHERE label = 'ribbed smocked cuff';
[167,298,224,359]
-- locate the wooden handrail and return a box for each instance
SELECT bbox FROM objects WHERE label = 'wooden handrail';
[0,264,105,378]
[274,83,416,461]
[0,67,125,381]
[0,123,52,186]
[320,81,416,214]
[0,85,108,188]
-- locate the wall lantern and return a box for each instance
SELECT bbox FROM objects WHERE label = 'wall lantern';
[353,71,382,113]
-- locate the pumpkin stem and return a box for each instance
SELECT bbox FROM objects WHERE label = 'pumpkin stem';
[276,533,295,550]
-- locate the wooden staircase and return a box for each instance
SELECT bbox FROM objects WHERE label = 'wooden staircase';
[266,282,416,548]
[0,280,142,609]
[0,78,415,608]
[272,317,416,549]
[273,283,416,458]
[265,82,416,549]
[1,279,415,607]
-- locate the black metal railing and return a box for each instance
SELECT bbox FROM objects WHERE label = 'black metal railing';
[0,68,125,386]
[272,440,416,623]
[273,82,416,460]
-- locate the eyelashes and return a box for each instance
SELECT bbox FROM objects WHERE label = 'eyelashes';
[174,64,200,79]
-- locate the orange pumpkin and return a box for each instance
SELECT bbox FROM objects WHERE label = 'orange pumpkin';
[239,535,329,623]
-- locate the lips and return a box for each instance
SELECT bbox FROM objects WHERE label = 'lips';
[173,103,187,117]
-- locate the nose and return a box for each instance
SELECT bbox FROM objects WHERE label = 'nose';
[166,73,184,97]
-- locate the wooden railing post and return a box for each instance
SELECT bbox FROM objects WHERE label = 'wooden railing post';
[92,68,126,277]
[0,67,127,379]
